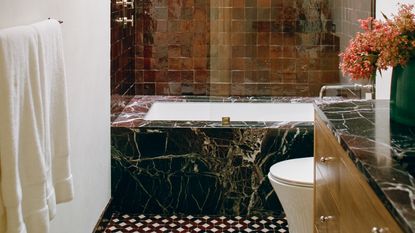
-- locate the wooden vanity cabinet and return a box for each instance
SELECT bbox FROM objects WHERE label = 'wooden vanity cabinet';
[314,114,403,233]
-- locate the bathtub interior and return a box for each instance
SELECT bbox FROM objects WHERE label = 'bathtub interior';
[144,102,314,122]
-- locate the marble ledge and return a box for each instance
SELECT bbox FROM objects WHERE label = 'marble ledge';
[314,100,415,233]
[111,95,342,128]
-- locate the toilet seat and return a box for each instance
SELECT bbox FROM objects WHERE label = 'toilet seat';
[269,157,314,188]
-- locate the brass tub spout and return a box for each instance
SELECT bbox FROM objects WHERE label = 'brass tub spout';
[222,117,230,126]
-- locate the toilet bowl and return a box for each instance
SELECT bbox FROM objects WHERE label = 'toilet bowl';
[268,157,314,233]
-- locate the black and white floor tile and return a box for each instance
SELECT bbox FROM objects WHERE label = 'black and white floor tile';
[103,214,289,233]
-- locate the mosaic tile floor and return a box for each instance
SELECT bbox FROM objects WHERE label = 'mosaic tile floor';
[101,214,289,233]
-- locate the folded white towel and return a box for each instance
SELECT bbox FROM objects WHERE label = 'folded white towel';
[0,24,48,233]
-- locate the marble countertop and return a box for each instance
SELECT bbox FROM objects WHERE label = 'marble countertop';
[315,100,415,233]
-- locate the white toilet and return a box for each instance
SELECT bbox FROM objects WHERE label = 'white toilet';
[268,157,314,233]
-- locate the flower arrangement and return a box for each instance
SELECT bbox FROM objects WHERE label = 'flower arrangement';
[340,4,415,80]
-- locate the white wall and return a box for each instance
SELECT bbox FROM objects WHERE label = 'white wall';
[376,0,415,99]
[0,1,111,233]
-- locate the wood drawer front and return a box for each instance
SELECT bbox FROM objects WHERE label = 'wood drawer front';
[338,151,404,233]
[314,114,404,233]
[315,168,340,233]
[315,119,341,203]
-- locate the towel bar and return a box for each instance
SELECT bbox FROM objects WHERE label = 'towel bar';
[48,18,63,24]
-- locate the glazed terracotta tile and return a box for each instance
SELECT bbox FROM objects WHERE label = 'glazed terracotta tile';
[181,8,193,20]
[232,46,245,57]
[181,71,194,83]
[245,8,257,19]
[270,45,283,58]
[134,83,144,95]
[168,83,182,95]
[193,83,207,95]
[257,32,270,45]
[143,71,155,82]
[296,72,309,84]
[181,58,193,69]
[193,58,208,70]
[270,32,283,45]
[282,46,297,58]
[143,83,155,95]
[134,71,144,83]
[230,58,246,70]
[254,21,272,32]
[168,45,181,57]
[168,58,182,69]
[181,83,194,94]
[231,71,245,83]
[155,82,170,95]
[257,8,271,20]
[167,71,181,82]
[209,84,231,96]
[194,70,209,83]
[282,73,297,83]
[112,0,343,96]
[144,58,154,70]
[154,71,168,82]
[180,20,194,32]
[231,33,245,45]
[258,0,271,7]
[194,7,207,21]
[257,46,270,58]
[231,84,245,96]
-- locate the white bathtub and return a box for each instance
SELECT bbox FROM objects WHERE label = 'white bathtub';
[144,102,314,122]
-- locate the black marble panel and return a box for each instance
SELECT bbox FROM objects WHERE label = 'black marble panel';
[111,125,313,216]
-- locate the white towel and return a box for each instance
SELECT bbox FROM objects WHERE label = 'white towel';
[32,19,74,218]
[0,20,73,233]
[0,25,49,233]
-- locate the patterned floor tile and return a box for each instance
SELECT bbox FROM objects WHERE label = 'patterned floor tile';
[103,214,289,233]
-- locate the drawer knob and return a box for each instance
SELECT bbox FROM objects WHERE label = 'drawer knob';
[320,156,334,163]
[319,215,334,223]
[371,227,389,233]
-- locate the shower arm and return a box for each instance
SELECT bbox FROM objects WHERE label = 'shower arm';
[319,83,374,99]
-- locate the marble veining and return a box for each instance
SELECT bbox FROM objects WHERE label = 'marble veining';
[111,126,313,216]
[315,100,415,233]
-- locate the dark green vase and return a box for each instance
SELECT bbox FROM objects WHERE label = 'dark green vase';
[390,59,415,126]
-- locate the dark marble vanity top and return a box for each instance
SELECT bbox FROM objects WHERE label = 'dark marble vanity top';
[315,99,415,233]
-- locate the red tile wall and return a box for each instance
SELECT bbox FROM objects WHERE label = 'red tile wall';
[111,1,135,95]
[112,0,344,96]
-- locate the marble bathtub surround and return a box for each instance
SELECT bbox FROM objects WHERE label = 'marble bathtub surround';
[109,95,341,216]
[112,125,313,215]
[315,100,415,233]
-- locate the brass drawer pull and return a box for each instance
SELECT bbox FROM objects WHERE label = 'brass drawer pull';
[372,227,389,233]
[319,215,334,223]
[320,156,334,163]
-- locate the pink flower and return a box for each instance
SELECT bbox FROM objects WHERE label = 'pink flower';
[340,4,415,80]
